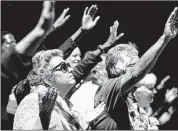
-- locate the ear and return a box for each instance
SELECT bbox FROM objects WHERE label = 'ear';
[133,88,141,102]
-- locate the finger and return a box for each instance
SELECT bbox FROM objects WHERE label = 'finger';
[51,88,58,101]
[116,20,119,31]
[116,33,124,40]
[89,5,95,17]
[111,21,116,34]
[166,89,169,94]
[93,16,100,25]
[45,90,50,99]
[83,7,89,16]
[61,8,70,18]
[167,7,178,25]
[110,26,113,34]
[91,5,98,18]
[63,15,71,22]
[88,5,94,15]
[48,87,55,99]
[162,75,170,82]
[173,7,178,24]
[114,21,119,36]
[113,21,117,34]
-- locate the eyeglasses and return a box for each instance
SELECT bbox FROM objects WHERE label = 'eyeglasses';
[52,62,70,73]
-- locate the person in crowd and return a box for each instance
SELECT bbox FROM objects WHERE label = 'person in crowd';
[70,53,108,114]
[126,73,160,130]
[13,49,105,130]
[146,75,170,116]
[13,4,100,105]
[13,5,124,129]
[66,47,82,68]
[93,7,178,130]
[1,1,55,129]
[152,87,178,127]
[1,31,16,53]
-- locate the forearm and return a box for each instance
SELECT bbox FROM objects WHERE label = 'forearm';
[133,34,170,77]
[15,27,46,56]
[72,51,102,84]
[58,37,78,59]
[71,27,87,43]
[122,34,171,95]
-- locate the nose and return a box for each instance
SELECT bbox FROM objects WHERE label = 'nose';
[153,88,157,94]
[76,56,81,61]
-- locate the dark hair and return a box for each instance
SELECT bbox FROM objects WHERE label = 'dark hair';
[1,31,12,44]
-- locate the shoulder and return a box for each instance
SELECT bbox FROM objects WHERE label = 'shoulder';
[13,93,41,130]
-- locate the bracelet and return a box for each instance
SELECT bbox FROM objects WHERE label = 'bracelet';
[97,45,104,53]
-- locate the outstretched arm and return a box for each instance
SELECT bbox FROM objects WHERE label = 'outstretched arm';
[15,1,55,56]
[37,7,71,51]
[120,7,178,96]
[57,5,101,59]
[72,20,124,84]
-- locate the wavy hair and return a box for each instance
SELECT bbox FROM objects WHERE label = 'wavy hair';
[27,49,63,88]
[105,42,139,78]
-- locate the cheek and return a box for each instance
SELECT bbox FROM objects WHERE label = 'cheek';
[71,56,77,62]
[53,73,67,84]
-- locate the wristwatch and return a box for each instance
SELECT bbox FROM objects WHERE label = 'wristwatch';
[97,45,104,53]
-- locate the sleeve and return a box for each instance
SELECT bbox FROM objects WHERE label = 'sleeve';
[5,46,32,80]
[13,93,42,130]
[72,51,102,84]
[58,37,78,60]
[1,46,32,107]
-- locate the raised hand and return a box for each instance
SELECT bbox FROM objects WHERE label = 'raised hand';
[164,7,178,39]
[39,87,58,116]
[102,20,124,52]
[39,87,58,130]
[53,8,71,30]
[81,5,100,31]
[165,87,178,104]
[37,1,55,33]
[156,75,170,90]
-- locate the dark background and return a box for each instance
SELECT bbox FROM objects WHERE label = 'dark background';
[2,1,178,91]
[1,1,178,129]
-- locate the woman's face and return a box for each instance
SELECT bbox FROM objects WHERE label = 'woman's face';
[66,47,81,68]
[49,56,76,97]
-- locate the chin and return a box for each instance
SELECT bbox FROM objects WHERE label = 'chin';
[68,80,76,85]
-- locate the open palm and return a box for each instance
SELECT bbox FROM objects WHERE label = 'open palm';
[82,5,100,30]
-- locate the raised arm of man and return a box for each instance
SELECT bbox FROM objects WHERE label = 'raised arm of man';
[120,7,178,96]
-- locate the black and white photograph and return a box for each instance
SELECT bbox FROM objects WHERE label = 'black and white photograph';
[1,1,178,130]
